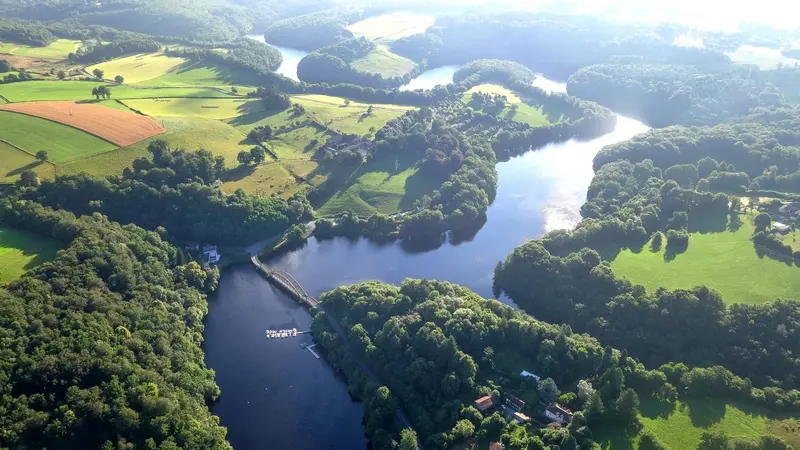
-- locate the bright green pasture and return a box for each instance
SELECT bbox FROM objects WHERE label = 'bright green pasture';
[122,98,262,119]
[351,45,416,78]
[1,81,236,102]
[0,111,115,163]
[610,214,800,304]
[87,53,186,83]
[4,39,81,59]
[292,94,412,135]
[0,141,56,183]
[462,84,552,127]
[318,166,420,216]
[0,226,61,283]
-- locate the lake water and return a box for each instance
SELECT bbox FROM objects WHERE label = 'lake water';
[204,68,649,449]
[399,65,461,91]
[245,35,308,81]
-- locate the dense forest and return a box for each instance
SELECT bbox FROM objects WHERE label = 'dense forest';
[313,279,797,450]
[263,7,360,50]
[0,199,229,449]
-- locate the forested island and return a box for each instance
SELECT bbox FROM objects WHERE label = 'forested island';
[1,2,800,450]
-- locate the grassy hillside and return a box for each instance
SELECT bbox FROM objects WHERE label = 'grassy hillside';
[87,53,188,84]
[0,111,115,163]
[345,12,435,42]
[292,94,413,135]
[0,226,61,283]
[1,39,81,59]
[144,61,261,88]
[1,81,236,102]
[0,141,56,184]
[122,98,262,119]
[350,45,416,77]
[610,213,800,304]
[462,84,552,127]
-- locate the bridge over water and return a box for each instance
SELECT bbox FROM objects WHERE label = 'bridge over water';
[250,254,320,308]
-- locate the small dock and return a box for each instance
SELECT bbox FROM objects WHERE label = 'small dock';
[265,328,311,339]
[301,343,320,359]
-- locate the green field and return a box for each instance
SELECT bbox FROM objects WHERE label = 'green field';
[221,162,307,198]
[122,98,262,119]
[346,12,435,42]
[2,39,81,59]
[0,111,115,163]
[596,397,800,450]
[0,226,61,283]
[87,53,186,83]
[61,117,254,177]
[318,166,421,216]
[143,61,261,89]
[463,84,552,127]
[1,81,236,102]
[0,141,56,184]
[610,214,800,304]
[351,45,417,78]
[292,94,413,135]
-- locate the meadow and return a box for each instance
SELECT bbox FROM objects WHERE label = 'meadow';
[0,226,61,283]
[0,141,55,184]
[345,12,435,42]
[1,39,81,59]
[144,61,261,89]
[610,213,800,304]
[292,94,413,135]
[463,84,552,127]
[596,397,800,450]
[350,45,417,78]
[0,81,236,102]
[122,98,262,119]
[0,111,116,163]
[87,53,186,83]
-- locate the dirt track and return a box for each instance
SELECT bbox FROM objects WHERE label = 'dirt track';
[0,101,165,147]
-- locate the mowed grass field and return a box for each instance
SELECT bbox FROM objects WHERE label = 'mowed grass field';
[0,141,55,184]
[292,95,413,135]
[463,84,552,127]
[1,81,236,102]
[0,226,61,283]
[595,397,800,450]
[346,12,435,42]
[87,53,186,83]
[122,98,262,119]
[351,45,416,78]
[610,214,800,304]
[1,39,81,59]
[0,111,115,163]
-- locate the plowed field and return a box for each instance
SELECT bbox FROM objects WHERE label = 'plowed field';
[0,101,165,146]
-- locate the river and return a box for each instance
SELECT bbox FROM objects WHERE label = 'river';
[246,35,308,81]
[204,51,649,450]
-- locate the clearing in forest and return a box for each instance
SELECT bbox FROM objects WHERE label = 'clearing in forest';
[121,98,263,119]
[0,110,116,163]
[0,141,56,184]
[0,226,61,283]
[610,213,800,305]
[87,53,187,83]
[351,45,417,78]
[1,39,82,59]
[346,12,435,41]
[462,84,552,127]
[0,80,236,102]
[0,101,165,147]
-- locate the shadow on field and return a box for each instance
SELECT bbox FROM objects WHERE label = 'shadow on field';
[6,160,45,178]
[222,164,257,182]
[228,107,285,127]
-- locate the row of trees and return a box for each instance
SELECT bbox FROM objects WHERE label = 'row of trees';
[67,37,160,63]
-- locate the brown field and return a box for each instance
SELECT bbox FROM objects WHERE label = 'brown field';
[0,101,165,146]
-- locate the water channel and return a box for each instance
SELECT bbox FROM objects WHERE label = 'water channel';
[204,53,650,450]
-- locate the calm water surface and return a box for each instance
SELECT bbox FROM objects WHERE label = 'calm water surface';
[205,63,649,449]
[399,65,461,91]
[246,35,308,81]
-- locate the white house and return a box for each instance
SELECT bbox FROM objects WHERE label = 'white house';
[202,245,221,265]
[773,222,792,234]
[520,370,541,381]
[544,403,573,425]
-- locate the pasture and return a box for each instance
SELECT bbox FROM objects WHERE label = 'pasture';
[0,226,61,283]
[221,162,307,198]
[0,101,165,146]
[0,111,115,163]
[463,84,551,127]
[0,141,55,184]
[87,53,186,83]
[0,81,236,102]
[351,45,416,78]
[1,39,81,59]
[144,61,261,88]
[727,45,799,69]
[122,98,263,119]
[318,166,420,216]
[346,12,435,41]
[610,214,800,304]
[292,94,413,135]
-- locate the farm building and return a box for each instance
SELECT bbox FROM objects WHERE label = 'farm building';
[544,403,573,425]
[474,395,499,412]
